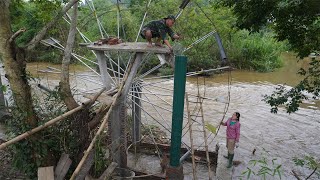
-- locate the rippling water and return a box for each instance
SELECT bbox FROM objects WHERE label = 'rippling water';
[138,53,320,179]
[8,53,319,179]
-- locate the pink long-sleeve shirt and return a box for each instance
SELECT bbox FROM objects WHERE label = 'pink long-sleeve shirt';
[224,118,241,142]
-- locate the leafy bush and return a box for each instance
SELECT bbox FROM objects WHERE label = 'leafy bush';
[228,30,287,72]
[158,66,173,76]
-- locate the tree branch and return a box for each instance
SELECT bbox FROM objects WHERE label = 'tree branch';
[306,168,318,180]
[26,0,79,51]
[8,28,26,44]
[292,170,302,180]
[60,2,79,110]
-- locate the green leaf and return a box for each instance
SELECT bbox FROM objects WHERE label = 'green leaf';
[247,168,252,179]
[277,168,282,179]
[205,122,216,133]
[0,85,7,92]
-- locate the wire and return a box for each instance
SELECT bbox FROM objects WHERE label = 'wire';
[194,1,218,29]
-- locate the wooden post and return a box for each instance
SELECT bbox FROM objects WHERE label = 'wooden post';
[95,51,113,90]
[109,52,143,168]
[132,81,141,144]
[70,54,138,179]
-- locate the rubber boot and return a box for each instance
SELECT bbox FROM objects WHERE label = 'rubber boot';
[227,154,234,168]
[223,153,229,159]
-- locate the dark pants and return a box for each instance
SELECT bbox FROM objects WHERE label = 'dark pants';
[140,27,160,39]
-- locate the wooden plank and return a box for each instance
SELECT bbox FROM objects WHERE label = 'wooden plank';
[54,153,72,180]
[75,150,95,180]
[87,42,171,54]
[98,162,118,180]
[129,142,217,164]
[38,166,54,180]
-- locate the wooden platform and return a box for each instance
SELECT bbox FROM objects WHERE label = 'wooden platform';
[87,42,171,54]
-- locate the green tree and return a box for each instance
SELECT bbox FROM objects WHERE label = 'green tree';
[220,0,320,113]
[0,0,79,177]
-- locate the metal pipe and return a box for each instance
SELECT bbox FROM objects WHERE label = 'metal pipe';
[169,55,187,167]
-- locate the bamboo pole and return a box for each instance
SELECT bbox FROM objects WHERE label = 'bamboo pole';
[200,98,212,180]
[186,93,197,179]
[70,54,136,180]
[0,88,106,150]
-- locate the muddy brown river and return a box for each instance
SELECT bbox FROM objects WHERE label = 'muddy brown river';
[1,52,319,179]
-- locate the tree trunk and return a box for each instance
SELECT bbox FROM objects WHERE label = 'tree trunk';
[60,2,79,110]
[59,3,94,165]
[0,59,7,120]
[0,73,8,121]
[0,0,38,126]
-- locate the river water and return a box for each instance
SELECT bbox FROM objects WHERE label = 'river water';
[134,52,320,179]
[198,53,320,179]
[1,53,319,179]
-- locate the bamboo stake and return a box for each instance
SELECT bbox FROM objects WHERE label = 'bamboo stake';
[0,88,106,150]
[200,98,212,180]
[186,93,197,180]
[70,55,136,180]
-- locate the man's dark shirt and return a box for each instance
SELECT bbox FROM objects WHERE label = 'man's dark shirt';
[141,19,175,40]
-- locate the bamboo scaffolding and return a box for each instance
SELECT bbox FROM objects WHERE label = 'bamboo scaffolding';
[70,54,135,180]
[0,88,106,150]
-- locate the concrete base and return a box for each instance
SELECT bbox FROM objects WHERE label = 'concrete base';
[166,165,183,180]
[215,142,232,180]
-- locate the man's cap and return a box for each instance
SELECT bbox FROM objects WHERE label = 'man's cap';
[164,15,176,21]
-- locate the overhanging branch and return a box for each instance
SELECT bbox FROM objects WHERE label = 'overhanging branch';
[26,0,80,51]
[8,28,26,44]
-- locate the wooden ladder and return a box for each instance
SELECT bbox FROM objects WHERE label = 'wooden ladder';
[186,90,212,180]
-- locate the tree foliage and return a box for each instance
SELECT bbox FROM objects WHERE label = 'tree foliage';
[109,0,286,72]
[220,0,320,113]
[220,0,320,58]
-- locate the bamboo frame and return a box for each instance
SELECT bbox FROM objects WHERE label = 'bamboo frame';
[0,88,106,150]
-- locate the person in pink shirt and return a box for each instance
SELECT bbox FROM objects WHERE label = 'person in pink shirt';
[220,112,241,168]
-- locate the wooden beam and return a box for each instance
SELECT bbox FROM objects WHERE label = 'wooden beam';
[88,42,171,54]
[75,151,94,180]
[54,153,72,180]
[98,162,118,180]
